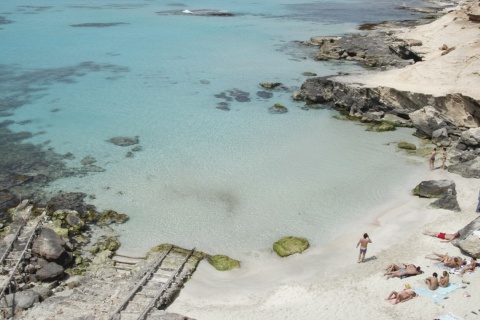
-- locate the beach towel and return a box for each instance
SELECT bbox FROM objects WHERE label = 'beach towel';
[414,283,461,303]
[436,312,464,320]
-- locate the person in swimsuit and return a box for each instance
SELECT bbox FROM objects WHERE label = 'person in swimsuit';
[425,253,465,269]
[384,263,416,274]
[385,289,417,304]
[423,231,460,242]
[356,233,372,263]
[442,147,447,170]
[385,265,422,279]
[439,271,449,287]
[425,272,439,290]
[460,257,477,276]
[429,148,436,170]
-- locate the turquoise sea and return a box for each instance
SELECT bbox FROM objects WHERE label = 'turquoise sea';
[1,0,428,258]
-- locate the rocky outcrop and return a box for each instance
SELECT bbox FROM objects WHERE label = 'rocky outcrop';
[412,180,460,211]
[460,127,480,147]
[36,262,65,281]
[294,78,480,131]
[273,236,310,257]
[454,216,480,258]
[448,156,480,178]
[32,227,67,260]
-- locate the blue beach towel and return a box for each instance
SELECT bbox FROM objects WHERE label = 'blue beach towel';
[437,312,464,320]
[414,283,461,303]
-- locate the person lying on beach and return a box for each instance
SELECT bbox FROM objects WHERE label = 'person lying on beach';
[385,289,417,304]
[425,272,439,290]
[425,253,465,269]
[423,231,460,242]
[385,264,422,279]
[460,257,477,276]
[439,271,449,287]
[384,263,416,274]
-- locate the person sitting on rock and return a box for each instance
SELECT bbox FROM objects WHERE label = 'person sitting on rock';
[423,231,460,242]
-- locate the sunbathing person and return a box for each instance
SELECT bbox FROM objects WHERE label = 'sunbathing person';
[439,271,449,287]
[384,263,416,274]
[425,253,465,269]
[423,231,460,242]
[385,264,422,279]
[460,257,477,276]
[425,272,439,290]
[385,289,417,304]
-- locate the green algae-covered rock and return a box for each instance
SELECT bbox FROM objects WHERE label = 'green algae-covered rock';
[397,142,416,150]
[375,123,396,132]
[97,210,129,225]
[100,237,120,252]
[66,212,85,234]
[273,236,309,257]
[207,255,240,271]
[52,226,69,238]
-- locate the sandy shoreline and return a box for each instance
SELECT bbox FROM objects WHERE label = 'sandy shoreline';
[168,1,480,319]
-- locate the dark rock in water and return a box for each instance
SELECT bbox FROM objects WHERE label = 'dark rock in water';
[256,91,273,99]
[125,151,134,158]
[32,228,67,260]
[260,82,282,89]
[157,9,235,17]
[47,192,87,214]
[397,142,416,150]
[66,211,85,234]
[62,152,75,160]
[216,102,230,111]
[36,262,64,281]
[302,72,317,76]
[131,145,142,152]
[80,156,96,166]
[268,103,288,114]
[107,136,139,146]
[0,190,19,213]
[97,209,129,226]
[215,89,250,103]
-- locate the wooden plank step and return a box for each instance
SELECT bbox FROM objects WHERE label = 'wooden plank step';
[112,256,142,265]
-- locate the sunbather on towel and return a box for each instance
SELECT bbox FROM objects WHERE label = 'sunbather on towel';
[385,263,416,274]
[439,271,449,287]
[385,289,417,304]
[425,272,439,290]
[385,264,422,279]
[425,253,465,269]
[460,257,477,276]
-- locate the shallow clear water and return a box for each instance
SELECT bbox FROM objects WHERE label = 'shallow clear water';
[1,0,427,257]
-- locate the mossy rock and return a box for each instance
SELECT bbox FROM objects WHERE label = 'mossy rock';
[273,236,309,257]
[101,237,120,252]
[302,72,317,76]
[66,212,85,234]
[375,123,396,132]
[207,255,240,271]
[397,142,416,150]
[97,210,129,225]
[52,226,69,238]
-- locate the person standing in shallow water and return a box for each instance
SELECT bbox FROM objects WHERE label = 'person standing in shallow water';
[429,148,436,170]
[442,147,447,170]
[356,233,372,263]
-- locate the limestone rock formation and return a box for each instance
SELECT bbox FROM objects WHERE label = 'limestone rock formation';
[454,216,480,258]
[32,227,67,260]
[448,157,480,178]
[460,127,480,147]
[273,236,309,257]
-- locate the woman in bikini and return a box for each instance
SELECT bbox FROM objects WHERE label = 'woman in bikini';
[442,147,447,170]
[429,148,436,170]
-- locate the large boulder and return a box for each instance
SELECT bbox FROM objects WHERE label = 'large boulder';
[207,254,240,271]
[36,262,64,281]
[32,227,66,260]
[454,217,480,258]
[448,157,480,179]
[412,180,456,198]
[460,128,480,147]
[409,106,452,138]
[0,290,40,310]
[273,236,309,257]
[412,180,460,211]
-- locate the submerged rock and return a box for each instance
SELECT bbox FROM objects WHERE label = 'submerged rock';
[107,136,139,147]
[207,254,240,271]
[273,236,309,257]
[397,142,416,150]
[268,103,288,114]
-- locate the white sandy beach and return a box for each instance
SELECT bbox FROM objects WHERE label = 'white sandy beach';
[168,2,480,319]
